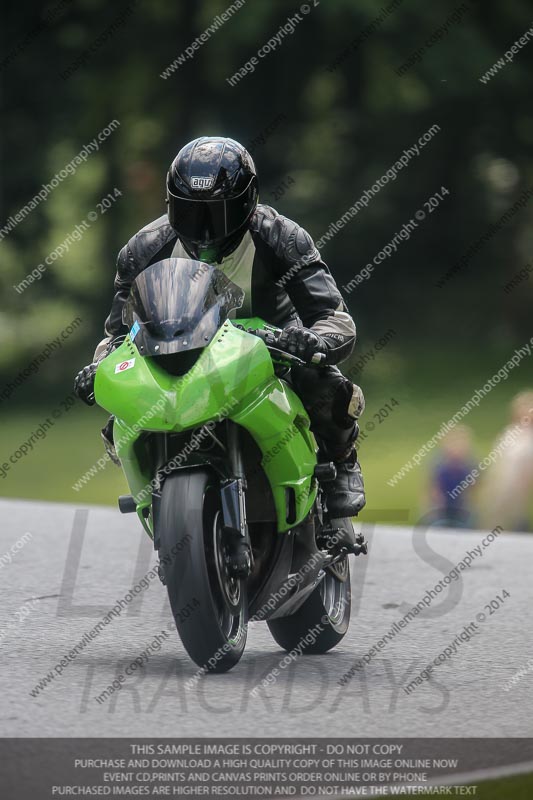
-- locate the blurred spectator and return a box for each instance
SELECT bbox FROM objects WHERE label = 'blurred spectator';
[481,391,533,532]
[425,425,477,528]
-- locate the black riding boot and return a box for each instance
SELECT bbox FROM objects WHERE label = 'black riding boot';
[325,446,366,518]
[318,420,366,518]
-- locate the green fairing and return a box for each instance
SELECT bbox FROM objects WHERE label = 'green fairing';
[94,318,318,534]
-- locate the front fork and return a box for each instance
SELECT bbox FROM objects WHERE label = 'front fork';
[220,423,253,577]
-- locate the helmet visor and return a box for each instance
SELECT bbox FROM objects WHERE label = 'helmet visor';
[167,178,257,244]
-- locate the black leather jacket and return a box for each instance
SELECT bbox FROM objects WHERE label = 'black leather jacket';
[95,204,356,365]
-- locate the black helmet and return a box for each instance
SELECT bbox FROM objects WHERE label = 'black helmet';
[166,136,258,262]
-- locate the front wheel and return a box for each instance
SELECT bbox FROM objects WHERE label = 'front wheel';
[267,558,351,653]
[157,469,247,672]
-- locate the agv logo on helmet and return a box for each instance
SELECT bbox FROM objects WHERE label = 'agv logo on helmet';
[190,176,215,190]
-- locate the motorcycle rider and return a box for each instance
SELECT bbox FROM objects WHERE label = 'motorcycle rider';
[74,137,366,545]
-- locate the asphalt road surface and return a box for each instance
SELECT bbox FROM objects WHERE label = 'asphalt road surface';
[1,498,532,738]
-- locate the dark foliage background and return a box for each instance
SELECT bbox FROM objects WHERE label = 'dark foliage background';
[1,0,532,517]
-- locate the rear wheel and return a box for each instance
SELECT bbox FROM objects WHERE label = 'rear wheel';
[267,557,351,653]
[157,470,247,672]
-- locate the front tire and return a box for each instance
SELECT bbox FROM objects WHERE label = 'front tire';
[157,470,247,672]
[267,558,351,654]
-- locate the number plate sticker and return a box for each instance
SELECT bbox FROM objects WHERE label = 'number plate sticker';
[114,358,136,374]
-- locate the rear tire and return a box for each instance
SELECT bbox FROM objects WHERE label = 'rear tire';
[267,558,351,653]
[157,470,247,672]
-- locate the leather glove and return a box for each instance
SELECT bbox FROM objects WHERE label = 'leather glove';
[276,326,328,364]
[74,363,98,406]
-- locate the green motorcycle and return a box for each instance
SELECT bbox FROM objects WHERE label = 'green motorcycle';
[95,257,367,672]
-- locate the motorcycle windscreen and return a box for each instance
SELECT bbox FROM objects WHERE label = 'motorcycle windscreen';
[122,257,244,356]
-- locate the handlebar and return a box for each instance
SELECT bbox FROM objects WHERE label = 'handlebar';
[246,327,326,367]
